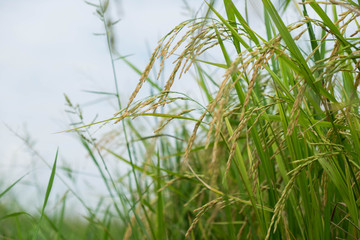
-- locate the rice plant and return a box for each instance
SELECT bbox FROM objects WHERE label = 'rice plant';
[1,0,360,239]
[108,0,360,239]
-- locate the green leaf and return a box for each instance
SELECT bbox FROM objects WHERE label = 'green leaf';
[32,149,59,240]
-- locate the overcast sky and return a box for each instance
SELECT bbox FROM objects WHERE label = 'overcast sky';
[0,0,209,210]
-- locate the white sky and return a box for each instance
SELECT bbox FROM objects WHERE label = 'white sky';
[0,0,206,211]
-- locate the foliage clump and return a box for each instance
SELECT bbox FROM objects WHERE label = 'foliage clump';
[2,0,360,239]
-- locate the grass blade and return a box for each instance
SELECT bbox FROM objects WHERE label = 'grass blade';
[32,149,59,240]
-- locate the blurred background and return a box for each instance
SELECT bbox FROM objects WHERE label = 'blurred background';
[0,0,206,212]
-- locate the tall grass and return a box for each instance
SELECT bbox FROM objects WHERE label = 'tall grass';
[1,0,360,239]
[108,0,360,239]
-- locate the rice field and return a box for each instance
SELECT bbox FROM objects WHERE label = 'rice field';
[1,0,360,239]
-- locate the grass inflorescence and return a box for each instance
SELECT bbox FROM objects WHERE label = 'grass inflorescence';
[2,0,360,239]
